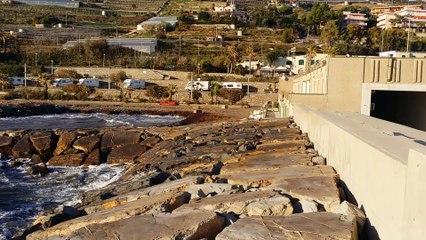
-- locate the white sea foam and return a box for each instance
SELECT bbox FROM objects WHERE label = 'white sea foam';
[0,161,127,239]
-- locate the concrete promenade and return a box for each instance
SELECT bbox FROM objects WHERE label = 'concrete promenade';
[292,104,426,240]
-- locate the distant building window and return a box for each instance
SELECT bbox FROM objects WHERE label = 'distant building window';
[286,60,292,65]
[298,59,304,65]
[402,55,406,58]
[311,60,315,65]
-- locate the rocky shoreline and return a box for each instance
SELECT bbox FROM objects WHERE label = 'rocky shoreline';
[6,118,366,240]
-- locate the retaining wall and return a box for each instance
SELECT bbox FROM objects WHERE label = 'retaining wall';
[292,104,426,240]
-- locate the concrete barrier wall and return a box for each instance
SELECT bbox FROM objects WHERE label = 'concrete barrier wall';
[292,104,426,240]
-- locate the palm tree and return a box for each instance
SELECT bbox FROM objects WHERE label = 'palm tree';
[210,82,222,104]
[227,45,238,73]
[38,73,50,99]
[246,46,255,75]
[0,73,11,90]
[306,43,318,72]
[167,84,177,101]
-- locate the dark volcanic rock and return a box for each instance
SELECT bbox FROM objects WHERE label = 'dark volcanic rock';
[101,130,141,152]
[107,144,147,164]
[84,149,101,166]
[48,153,86,166]
[53,131,78,156]
[12,134,35,158]
[27,163,48,176]
[73,136,100,154]
[31,154,44,164]
[0,135,14,155]
[30,131,54,158]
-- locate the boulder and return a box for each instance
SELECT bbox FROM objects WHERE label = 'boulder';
[48,154,85,166]
[73,136,100,154]
[334,201,366,234]
[216,212,357,240]
[27,191,191,239]
[0,135,14,155]
[312,155,326,165]
[12,134,35,158]
[30,154,43,164]
[293,199,319,213]
[107,144,147,164]
[83,149,101,166]
[177,190,293,217]
[68,209,224,240]
[30,131,54,158]
[32,205,84,229]
[27,163,48,176]
[100,130,141,152]
[53,131,78,156]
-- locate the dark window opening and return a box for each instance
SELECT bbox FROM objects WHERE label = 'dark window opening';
[370,90,426,131]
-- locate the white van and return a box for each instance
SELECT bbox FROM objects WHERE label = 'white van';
[78,78,100,88]
[185,80,210,91]
[53,78,73,87]
[222,82,242,89]
[123,79,145,89]
[9,77,25,86]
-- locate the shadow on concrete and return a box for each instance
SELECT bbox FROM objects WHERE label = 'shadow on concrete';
[340,180,381,240]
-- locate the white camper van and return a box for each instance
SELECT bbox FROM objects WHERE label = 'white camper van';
[9,77,25,86]
[222,82,242,89]
[78,78,100,88]
[123,79,146,89]
[185,80,210,91]
[53,78,73,87]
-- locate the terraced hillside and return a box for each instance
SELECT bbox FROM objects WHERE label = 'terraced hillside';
[100,0,168,11]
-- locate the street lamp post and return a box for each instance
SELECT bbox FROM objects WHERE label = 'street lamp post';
[50,60,54,75]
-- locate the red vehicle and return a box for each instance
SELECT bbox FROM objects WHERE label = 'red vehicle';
[160,101,178,106]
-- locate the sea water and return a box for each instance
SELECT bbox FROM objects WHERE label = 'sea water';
[0,160,126,239]
[0,113,185,131]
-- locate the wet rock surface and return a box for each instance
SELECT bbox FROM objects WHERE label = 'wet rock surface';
[9,119,364,240]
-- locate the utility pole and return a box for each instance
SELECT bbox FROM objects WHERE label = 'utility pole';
[197,38,200,76]
[50,60,54,75]
[406,16,411,55]
[24,63,27,87]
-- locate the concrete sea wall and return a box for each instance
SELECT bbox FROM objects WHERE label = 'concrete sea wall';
[291,104,426,240]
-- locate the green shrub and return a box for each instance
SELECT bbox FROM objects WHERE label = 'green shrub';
[218,88,243,104]
[146,85,169,99]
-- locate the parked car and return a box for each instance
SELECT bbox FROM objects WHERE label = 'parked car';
[8,77,25,86]
[185,80,210,91]
[123,79,146,89]
[222,82,242,89]
[53,78,73,88]
[78,78,100,88]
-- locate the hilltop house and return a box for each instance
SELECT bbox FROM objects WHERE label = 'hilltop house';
[342,11,368,28]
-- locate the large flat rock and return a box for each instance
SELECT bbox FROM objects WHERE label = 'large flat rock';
[73,136,100,154]
[12,134,35,158]
[53,131,78,156]
[107,143,147,164]
[0,135,14,155]
[27,191,190,239]
[263,176,341,211]
[221,151,311,174]
[29,131,54,157]
[68,208,225,240]
[48,153,85,166]
[220,165,337,187]
[100,130,141,152]
[177,190,293,217]
[216,212,357,240]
